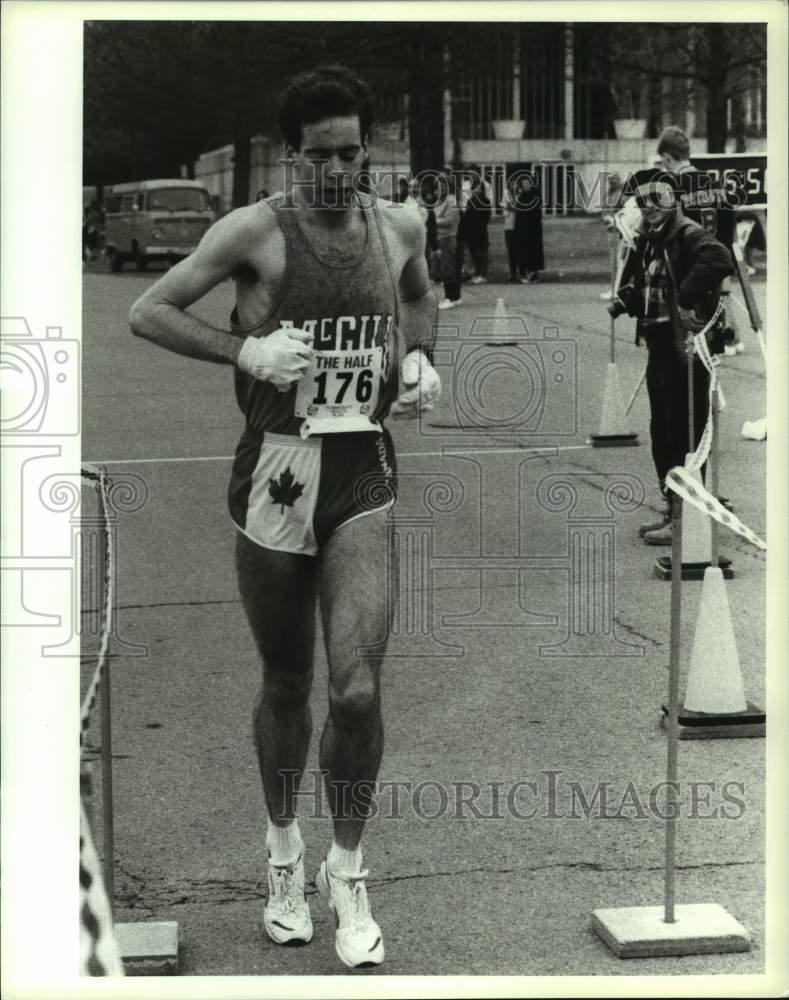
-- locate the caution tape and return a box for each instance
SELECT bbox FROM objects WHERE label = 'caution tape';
[666,301,767,550]
[666,465,767,550]
[80,800,125,975]
[682,303,724,474]
[80,466,114,752]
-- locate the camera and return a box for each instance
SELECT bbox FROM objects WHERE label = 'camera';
[606,282,643,320]
[0,318,80,435]
[426,315,577,438]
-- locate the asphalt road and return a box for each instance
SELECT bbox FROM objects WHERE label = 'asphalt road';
[80,264,769,980]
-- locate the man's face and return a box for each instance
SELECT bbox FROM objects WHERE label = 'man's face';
[640,203,674,231]
[288,115,367,208]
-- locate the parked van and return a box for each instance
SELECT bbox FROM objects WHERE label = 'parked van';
[104,179,215,271]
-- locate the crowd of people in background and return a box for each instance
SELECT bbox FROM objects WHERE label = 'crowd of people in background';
[85,156,765,291]
[391,164,546,310]
[82,201,104,262]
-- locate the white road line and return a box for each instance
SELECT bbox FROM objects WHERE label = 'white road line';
[84,444,592,466]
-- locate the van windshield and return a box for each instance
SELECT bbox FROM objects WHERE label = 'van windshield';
[145,188,212,212]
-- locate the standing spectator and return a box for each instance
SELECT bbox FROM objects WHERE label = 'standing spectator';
[512,172,544,282]
[600,172,624,300]
[502,176,519,282]
[462,165,492,284]
[434,171,462,309]
[417,175,441,283]
[608,168,733,544]
[82,208,91,263]
[84,201,102,261]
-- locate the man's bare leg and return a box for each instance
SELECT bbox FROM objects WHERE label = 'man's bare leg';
[315,510,391,967]
[236,532,318,824]
[318,510,392,848]
[235,531,318,944]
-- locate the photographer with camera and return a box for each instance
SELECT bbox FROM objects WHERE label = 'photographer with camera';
[608,168,734,545]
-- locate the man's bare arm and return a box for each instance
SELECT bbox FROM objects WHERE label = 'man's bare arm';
[128,207,264,365]
[396,210,438,357]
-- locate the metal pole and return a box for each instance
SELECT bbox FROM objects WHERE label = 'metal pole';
[687,334,695,458]
[609,234,617,365]
[710,385,720,567]
[664,495,683,923]
[625,369,647,416]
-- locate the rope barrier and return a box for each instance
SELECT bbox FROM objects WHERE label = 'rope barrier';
[80,466,113,753]
[80,801,124,976]
[79,466,124,974]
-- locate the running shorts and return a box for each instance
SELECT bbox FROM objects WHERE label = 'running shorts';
[228,428,397,556]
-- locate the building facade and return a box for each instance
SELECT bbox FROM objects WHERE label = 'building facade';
[195,23,767,215]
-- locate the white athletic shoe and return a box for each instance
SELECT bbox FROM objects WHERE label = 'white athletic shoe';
[316,861,385,968]
[438,298,458,310]
[263,852,313,944]
[470,275,487,284]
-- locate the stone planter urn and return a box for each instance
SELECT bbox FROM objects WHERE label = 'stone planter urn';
[614,118,647,139]
[492,119,525,140]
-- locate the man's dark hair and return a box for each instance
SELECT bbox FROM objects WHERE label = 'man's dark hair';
[656,126,691,161]
[277,64,374,151]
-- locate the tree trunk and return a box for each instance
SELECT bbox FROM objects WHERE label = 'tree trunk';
[704,25,729,152]
[406,27,446,176]
[731,93,747,153]
[646,73,663,140]
[232,133,251,208]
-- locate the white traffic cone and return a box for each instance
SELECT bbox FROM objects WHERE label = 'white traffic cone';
[488,297,522,343]
[680,463,712,565]
[590,363,638,446]
[684,566,746,713]
[493,297,508,337]
[664,565,765,739]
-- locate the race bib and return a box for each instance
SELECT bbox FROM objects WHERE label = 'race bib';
[296,346,384,437]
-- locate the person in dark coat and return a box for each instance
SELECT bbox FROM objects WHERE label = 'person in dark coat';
[460,166,492,284]
[609,168,734,544]
[512,173,544,282]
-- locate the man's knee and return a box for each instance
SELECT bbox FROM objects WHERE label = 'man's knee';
[328,671,380,724]
[260,666,314,713]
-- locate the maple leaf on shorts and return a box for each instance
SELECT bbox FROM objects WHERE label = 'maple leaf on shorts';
[269,467,305,514]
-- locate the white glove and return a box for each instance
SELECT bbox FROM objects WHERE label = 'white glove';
[237,327,312,392]
[390,349,441,419]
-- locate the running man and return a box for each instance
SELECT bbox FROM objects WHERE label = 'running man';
[129,64,440,968]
